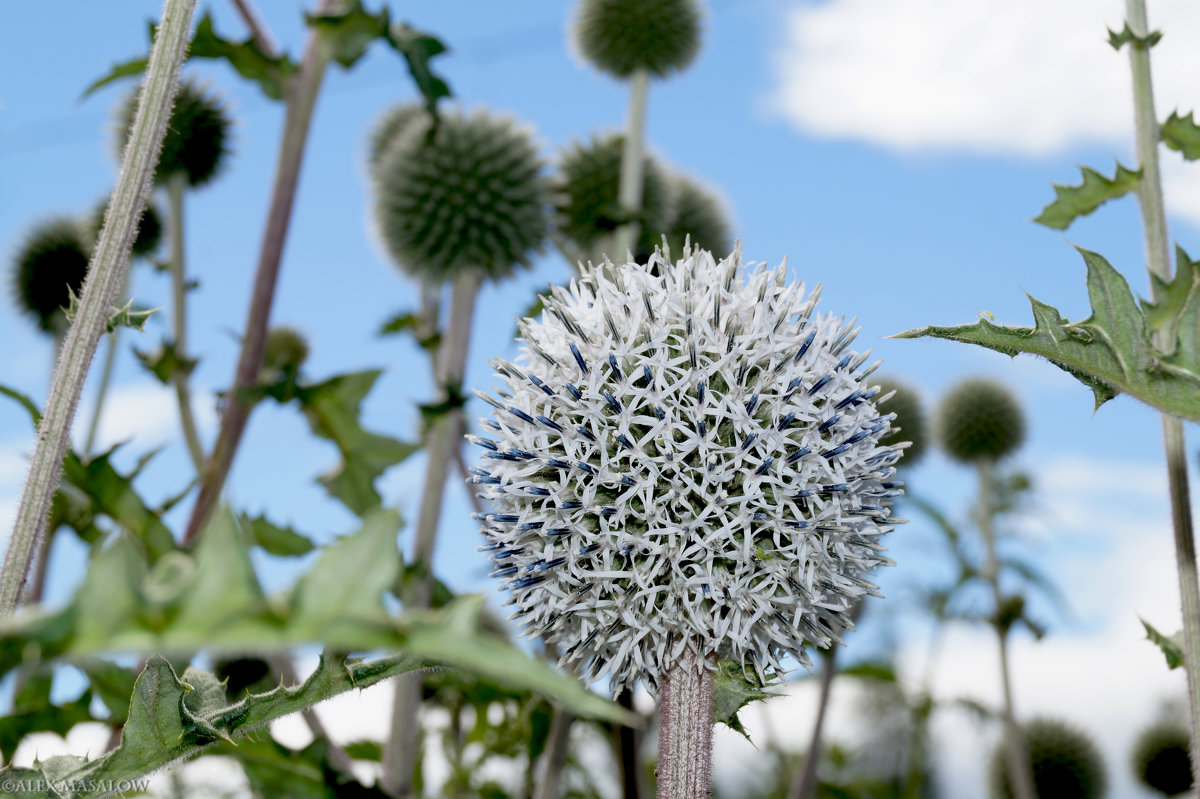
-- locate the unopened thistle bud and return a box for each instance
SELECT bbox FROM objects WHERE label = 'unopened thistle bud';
[372,109,549,283]
[555,134,670,255]
[572,0,702,79]
[469,247,903,690]
[366,104,428,171]
[92,197,162,257]
[117,79,231,188]
[11,217,93,334]
[989,718,1106,799]
[936,378,1025,463]
[1132,720,1193,796]
[260,326,310,383]
[872,376,927,466]
[642,174,732,266]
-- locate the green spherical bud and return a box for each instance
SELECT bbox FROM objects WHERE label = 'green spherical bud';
[873,376,927,466]
[367,104,428,172]
[555,134,670,256]
[1132,721,1193,796]
[11,217,92,333]
[936,378,1025,463]
[989,718,1106,799]
[573,0,702,79]
[656,175,731,261]
[261,326,310,381]
[117,79,231,188]
[373,109,549,283]
[91,197,162,257]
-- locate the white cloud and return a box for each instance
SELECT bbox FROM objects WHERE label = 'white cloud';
[771,0,1200,154]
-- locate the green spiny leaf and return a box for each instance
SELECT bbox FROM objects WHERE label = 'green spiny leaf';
[60,446,176,560]
[1142,617,1184,669]
[895,247,1200,422]
[243,512,316,557]
[1108,22,1163,50]
[288,508,401,645]
[133,339,197,385]
[838,660,897,681]
[1033,162,1141,230]
[296,370,418,514]
[1161,111,1200,160]
[386,23,452,115]
[81,56,149,99]
[307,1,391,68]
[0,383,43,428]
[189,11,298,100]
[712,659,778,743]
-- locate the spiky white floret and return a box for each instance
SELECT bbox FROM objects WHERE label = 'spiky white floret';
[469,246,904,691]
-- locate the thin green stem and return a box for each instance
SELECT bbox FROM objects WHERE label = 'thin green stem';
[382,270,482,798]
[0,0,197,616]
[977,460,1036,799]
[167,173,206,473]
[533,705,574,799]
[182,2,334,545]
[1125,1,1200,789]
[655,649,714,799]
[611,68,650,262]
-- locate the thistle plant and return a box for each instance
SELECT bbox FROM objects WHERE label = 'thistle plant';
[988,718,1107,799]
[900,0,1200,783]
[936,377,1038,799]
[373,103,551,796]
[471,246,904,796]
[1133,720,1194,796]
[571,0,702,261]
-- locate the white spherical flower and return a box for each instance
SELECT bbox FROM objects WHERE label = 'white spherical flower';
[468,247,904,691]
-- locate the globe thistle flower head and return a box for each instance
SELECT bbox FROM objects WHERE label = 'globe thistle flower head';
[572,0,702,79]
[872,376,927,467]
[1132,721,1193,796]
[936,377,1025,463]
[989,718,1106,799]
[555,134,670,254]
[11,217,92,333]
[92,197,162,257]
[469,247,904,691]
[366,103,428,172]
[373,108,550,283]
[117,79,230,188]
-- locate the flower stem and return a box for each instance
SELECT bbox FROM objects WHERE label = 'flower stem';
[381,270,482,798]
[84,285,126,457]
[182,3,333,545]
[1124,1,1200,788]
[612,68,650,262]
[787,647,838,799]
[167,172,206,473]
[977,460,1037,799]
[533,705,574,799]
[656,648,714,799]
[0,0,197,616]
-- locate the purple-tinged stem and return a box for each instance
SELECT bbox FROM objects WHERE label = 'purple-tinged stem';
[656,648,714,799]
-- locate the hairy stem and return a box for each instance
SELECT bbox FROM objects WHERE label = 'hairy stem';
[977,461,1036,799]
[182,2,334,545]
[382,270,482,797]
[656,649,714,799]
[84,283,126,458]
[167,173,206,473]
[1125,1,1200,788]
[612,68,650,262]
[0,0,197,615]
[788,647,838,799]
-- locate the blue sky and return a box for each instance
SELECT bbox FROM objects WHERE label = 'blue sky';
[2,1,1199,796]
